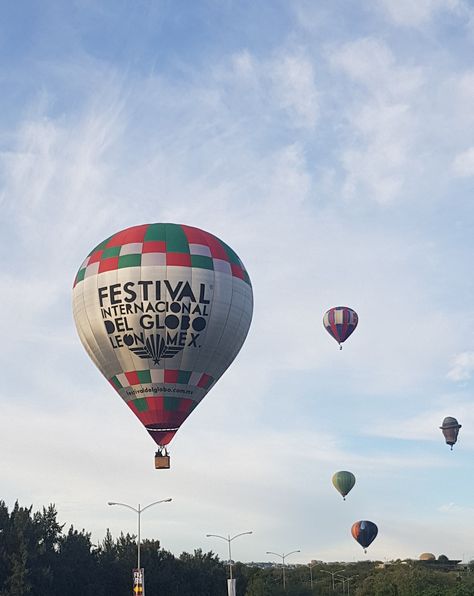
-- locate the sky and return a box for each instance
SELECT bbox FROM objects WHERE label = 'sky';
[0,0,474,566]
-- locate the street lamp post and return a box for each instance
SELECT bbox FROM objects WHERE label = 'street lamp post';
[206,532,252,596]
[266,550,301,590]
[107,498,172,592]
[336,576,346,594]
[345,574,358,595]
[206,531,252,580]
[308,562,317,589]
[321,569,345,591]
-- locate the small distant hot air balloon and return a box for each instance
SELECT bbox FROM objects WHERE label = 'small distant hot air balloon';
[332,471,356,501]
[72,223,253,468]
[351,520,378,554]
[323,307,358,350]
[440,417,462,450]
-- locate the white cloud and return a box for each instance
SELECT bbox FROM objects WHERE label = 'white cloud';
[268,53,319,129]
[452,147,474,177]
[329,38,422,100]
[228,49,319,130]
[447,352,474,381]
[363,396,474,448]
[329,38,422,203]
[376,0,467,27]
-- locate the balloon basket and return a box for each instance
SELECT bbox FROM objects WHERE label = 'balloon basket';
[154,453,170,469]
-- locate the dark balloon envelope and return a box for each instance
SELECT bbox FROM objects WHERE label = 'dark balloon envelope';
[351,520,378,553]
[332,471,356,500]
[440,417,462,450]
[323,307,358,349]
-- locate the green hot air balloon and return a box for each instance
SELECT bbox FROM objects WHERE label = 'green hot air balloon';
[332,471,356,500]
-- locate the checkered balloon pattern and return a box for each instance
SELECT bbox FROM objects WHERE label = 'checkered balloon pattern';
[73,223,253,448]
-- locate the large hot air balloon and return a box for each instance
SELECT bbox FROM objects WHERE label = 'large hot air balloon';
[323,307,358,349]
[351,521,378,553]
[332,471,356,501]
[440,417,462,450]
[72,223,253,468]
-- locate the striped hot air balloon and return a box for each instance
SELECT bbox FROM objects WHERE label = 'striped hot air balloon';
[323,306,358,349]
[332,471,356,501]
[72,223,253,468]
[351,520,378,553]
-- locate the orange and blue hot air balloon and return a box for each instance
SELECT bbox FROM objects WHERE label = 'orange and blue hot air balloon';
[351,520,378,553]
[323,307,358,350]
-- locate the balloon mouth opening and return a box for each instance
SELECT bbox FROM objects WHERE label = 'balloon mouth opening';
[146,426,179,446]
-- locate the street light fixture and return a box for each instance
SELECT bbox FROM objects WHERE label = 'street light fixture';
[321,568,346,591]
[206,532,253,580]
[266,550,301,590]
[307,562,317,589]
[107,498,172,591]
[206,532,252,596]
[336,576,346,594]
[345,574,359,595]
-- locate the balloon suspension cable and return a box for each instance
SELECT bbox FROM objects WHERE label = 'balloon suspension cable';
[450,445,453,451]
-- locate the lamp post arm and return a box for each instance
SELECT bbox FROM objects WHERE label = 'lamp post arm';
[266,551,283,560]
[229,531,253,542]
[206,534,228,542]
[107,502,139,514]
[284,550,301,559]
[141,498,172,514]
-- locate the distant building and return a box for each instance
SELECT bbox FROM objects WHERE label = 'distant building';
[418,553,461,571]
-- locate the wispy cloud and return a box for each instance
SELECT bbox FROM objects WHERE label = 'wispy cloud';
[228,48,319,130]
[376,0,472,28]
[447,352,474,381]
[452,147,474,177]
[328,38,422,203]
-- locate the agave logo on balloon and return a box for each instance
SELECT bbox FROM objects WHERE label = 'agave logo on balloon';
[72,223,253,467]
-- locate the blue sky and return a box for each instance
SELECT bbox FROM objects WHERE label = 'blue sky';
[1,0,474,564]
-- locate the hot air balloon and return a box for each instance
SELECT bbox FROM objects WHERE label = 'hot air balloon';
[440,417,462,450]
[323,307,358,349]
[72,223,253,468]
[351,520,378,553]
[332,471,356,500]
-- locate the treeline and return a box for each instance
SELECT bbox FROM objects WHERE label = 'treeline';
[0,500,227,596]
[0,500,473,595]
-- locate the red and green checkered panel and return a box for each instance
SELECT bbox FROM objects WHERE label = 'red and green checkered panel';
[109,369,215,391]
[73,223,251,287]
[128,396,198,446]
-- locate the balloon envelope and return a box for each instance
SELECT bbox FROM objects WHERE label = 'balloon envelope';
[440,416,462,449]
[323,307,358,348]
[72,223,253,448]
[332,471,356,500]
[351,520,378,552]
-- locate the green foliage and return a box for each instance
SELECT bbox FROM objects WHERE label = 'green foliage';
[0,500,473,596]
